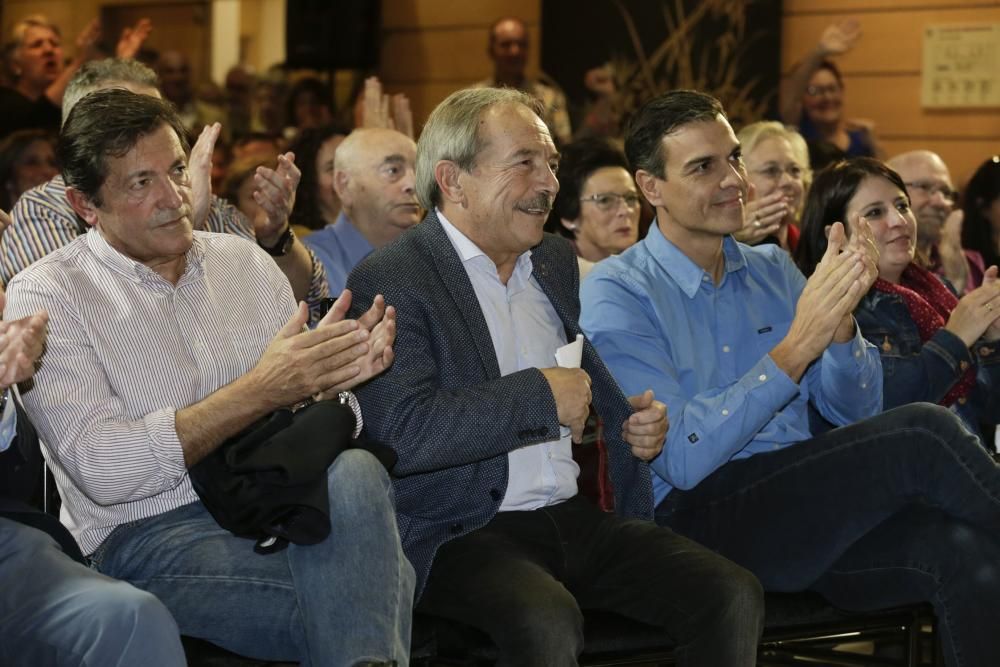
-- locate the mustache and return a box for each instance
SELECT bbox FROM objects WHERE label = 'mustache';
[515,195,554,213]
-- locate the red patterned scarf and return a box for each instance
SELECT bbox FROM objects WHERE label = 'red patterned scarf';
[872,264,976,407]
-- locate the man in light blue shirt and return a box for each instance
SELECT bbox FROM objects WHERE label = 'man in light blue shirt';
[304,128,421,294]
[581,90,1000,666]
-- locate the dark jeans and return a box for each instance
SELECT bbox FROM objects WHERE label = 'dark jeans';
[418,494,763,667]
[655,403,1000,667]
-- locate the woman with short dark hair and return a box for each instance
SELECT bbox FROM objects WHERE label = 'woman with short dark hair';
[545,137,640,279]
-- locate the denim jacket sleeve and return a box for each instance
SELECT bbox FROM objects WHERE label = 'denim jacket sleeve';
[970,339,1000,418]
[855,291,974,407]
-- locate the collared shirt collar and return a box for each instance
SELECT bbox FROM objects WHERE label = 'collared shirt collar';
[333,211,375,259]
[437,208,534,285]
[644,220,747,298]
[85,227,205,286]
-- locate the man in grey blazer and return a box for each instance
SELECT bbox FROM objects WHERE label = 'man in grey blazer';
[347,87,764,667]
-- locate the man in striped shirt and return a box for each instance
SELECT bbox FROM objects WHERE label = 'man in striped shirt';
[6,89,413,666]
[2,58,330,324]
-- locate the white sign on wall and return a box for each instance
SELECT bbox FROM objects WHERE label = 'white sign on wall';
[922,23,1000,108]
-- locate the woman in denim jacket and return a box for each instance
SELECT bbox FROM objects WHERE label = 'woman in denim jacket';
[796,157,1000,444]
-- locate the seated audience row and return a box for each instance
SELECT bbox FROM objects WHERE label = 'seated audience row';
[580,90,1000,667]
[347,87,764,665]
[5,49,1000,665]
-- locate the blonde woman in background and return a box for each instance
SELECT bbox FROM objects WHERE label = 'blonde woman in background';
[734,121,811,253]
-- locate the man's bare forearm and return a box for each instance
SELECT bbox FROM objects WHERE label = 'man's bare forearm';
[175,371,276,467]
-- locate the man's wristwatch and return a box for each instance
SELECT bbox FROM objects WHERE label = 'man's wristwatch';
[338,391,364,438]
[259,226,294,256]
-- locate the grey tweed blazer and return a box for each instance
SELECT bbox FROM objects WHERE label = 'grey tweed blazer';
[346,210,654,596]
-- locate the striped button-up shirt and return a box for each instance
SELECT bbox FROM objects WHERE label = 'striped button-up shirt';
[4,176,329,323]
[5,229,297,554]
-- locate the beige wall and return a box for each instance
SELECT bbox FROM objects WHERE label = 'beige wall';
[380,0,542,128]
[783,0,1000,187]
[8,0,994,186]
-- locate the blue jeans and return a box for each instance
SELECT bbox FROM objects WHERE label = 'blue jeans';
[0,516,185,666]
[655,403,1000,667]
[91,450,416,667]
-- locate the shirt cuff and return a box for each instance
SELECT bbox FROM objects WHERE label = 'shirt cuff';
[928,328,974,370]
[742,354,800,410]
[147,408,188,481]
[823,323,871,370]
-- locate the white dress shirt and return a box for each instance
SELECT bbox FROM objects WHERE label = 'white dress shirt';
[438,210,579,511]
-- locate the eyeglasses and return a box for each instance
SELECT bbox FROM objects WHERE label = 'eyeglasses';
[805,83,841,97]
[904,181,958,205]
[580,192,642,211]
[751,164,804,182]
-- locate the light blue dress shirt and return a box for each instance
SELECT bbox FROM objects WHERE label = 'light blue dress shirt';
[438,210,579,511]
[0,391,17,454]
[302,212,375,295]
[580,222,882,506]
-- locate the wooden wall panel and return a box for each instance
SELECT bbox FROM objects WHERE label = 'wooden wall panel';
[781,0,1000,191]
[384,81,476,128]
[380,25,541,84]
[382,0,539,30]
[783,7,1000,72]
[380,0,543,126]
[838,75,1000,138]
[3,1,75,43]
[785,0,999,14]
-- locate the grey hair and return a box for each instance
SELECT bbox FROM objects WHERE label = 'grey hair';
[416,86,541,210]
[62,58,160,124]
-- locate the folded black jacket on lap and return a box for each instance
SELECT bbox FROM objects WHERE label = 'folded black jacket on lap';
[189,399,396,553]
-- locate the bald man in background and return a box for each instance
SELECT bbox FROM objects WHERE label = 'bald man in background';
[887,150,983,294]
[302,128,421,294]
[474,17,572,146]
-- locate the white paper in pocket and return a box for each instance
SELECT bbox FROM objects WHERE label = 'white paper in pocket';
[555,334,584,369]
